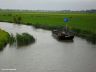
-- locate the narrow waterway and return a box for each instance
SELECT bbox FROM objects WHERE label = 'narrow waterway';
[0,22,96,72]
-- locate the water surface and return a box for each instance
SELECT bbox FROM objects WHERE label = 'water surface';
[0,22,96,72]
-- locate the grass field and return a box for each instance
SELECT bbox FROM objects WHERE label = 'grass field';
[0,11,96,43]
[0,29,9,50]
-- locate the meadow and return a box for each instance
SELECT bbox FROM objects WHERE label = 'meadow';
[0,11,96,43]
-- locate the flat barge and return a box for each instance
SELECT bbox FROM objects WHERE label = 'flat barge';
[52,28,74,40]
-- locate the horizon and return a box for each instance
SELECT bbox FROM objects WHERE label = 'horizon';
[0,8,96,11]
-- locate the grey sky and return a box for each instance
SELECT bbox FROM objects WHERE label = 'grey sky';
[0,0,96,10]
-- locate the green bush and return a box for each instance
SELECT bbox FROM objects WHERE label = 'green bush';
[16,33,35,46]
[13,16,22,24]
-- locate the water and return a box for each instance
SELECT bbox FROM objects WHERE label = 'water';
[0,22,96,72]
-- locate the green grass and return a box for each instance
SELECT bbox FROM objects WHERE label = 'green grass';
[0,29,10,50]
[0,11,96,42]
[0,12,96,33]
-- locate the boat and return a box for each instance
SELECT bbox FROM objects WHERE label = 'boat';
[52,27,74,40]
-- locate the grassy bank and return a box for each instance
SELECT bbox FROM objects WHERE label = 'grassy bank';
[0,11,96,43]
[0,29,10,50]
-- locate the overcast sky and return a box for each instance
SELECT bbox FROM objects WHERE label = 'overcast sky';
[0,0,96,10]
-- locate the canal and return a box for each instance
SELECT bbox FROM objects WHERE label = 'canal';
[0,22,96,72]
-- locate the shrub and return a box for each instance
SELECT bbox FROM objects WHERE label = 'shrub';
[13,16,22,24]
[16,33,35,46]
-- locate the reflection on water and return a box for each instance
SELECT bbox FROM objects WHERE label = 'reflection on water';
[0,22,96,72]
